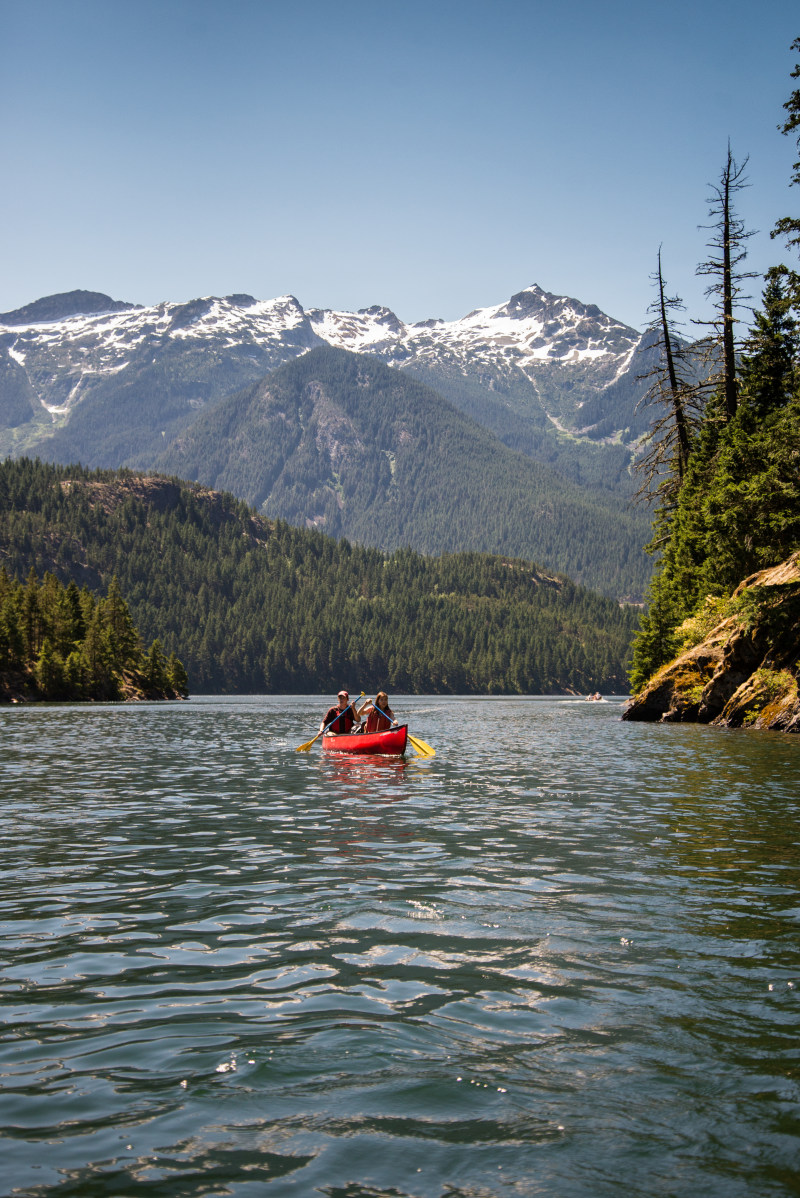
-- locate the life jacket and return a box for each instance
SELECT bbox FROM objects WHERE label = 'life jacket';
[365,707,393,733]
[325,705,354,733]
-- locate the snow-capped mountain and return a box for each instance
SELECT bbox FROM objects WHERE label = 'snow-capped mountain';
[0,292,318,420]
[0,284,652,480]
[309,286,639,383]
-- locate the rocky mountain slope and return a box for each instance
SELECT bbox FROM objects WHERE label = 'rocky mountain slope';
[154,346,652,598]
[0,284,653,485]
[623,553,800,731]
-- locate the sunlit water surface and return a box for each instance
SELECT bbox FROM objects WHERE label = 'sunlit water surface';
[1,695,799,1197]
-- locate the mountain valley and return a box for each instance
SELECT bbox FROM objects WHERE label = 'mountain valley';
[0,284,655,597]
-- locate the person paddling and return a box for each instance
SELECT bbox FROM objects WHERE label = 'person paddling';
[358,691,397,734]
[320,690,358,735]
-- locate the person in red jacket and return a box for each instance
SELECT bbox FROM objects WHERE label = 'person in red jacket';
[320,690,358,734]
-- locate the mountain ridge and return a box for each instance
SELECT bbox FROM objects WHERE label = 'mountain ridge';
[0,283,651,461]
[0,282,656,597]
[154,345,652,598]
[0,457,638,695]
[0,289,140,326]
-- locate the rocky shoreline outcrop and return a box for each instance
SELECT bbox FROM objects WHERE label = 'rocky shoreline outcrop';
[623,552,800,732]
[0,668,187,704]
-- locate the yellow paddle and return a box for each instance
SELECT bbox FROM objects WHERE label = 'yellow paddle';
[296,728,325,753]
[296,693,364,752]
[408,733,436,757]
[369,698,436,758]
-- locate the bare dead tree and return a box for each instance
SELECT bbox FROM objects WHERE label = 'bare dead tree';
[695,143,757,422]
[633,248,702,516]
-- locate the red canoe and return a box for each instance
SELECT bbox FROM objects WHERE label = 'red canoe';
[322,724,408,756]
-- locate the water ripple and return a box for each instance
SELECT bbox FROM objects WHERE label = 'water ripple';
[1,696,799,1196]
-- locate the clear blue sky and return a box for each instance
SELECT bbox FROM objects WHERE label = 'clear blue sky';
[1,0,797,329]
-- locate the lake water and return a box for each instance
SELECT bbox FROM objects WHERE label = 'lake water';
[1,695,799,1197]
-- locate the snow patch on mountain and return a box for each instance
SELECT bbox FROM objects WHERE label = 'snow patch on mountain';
[303,285,642,389]
[0,284,646,433]
[1,282,638,375]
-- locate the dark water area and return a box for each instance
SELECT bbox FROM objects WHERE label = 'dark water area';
[1,695,799,1197]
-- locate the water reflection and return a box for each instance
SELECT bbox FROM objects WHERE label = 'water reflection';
[320,751,411,785]
[1,695,799,1198]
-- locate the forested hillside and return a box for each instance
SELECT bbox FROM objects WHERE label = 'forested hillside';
[155,347,651,599]
[0,569,188,703]
[627,47,800,725]
[404,356,647,495]
[0,458,638,694]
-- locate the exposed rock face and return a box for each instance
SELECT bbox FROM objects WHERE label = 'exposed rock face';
[623,552,800,732]
[0,283,649,469]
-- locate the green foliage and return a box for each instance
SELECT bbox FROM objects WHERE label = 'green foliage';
[741,667,798,727]
[630,70,800,694]
[772,37,800,257]
[167,651,190,697]
[0,458,638,695]
[406,361,643,493]
[630,268,800,692]
[0,555,189,702]
[739,268,800,414]
[154,346,653,600]
[749,666,796,702]
[144,639,168,692]
[674,594,730,653]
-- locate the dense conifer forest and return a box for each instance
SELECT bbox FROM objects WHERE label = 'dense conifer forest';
[629,41,800,693]
[0,567,188,702]
[0,458,638,695]
[154,346,652,600]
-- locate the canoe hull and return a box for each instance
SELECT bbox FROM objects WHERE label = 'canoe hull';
[322,724,408,756]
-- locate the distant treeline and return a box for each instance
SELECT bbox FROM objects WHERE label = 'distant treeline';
[0,566,189,702]
[0,458,637,694]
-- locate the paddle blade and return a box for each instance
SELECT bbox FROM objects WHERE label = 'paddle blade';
[296,732,321,752]
[297,695,364,752]
[409,734,435,757]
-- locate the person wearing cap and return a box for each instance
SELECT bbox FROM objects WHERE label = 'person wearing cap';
[320,690,358,735]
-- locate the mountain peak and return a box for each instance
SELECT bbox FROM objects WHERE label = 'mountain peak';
[501,284,631,332]
[224,294,257,308]
[0,290,139,327]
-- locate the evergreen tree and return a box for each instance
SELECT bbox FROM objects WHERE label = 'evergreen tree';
[63,649,85,697]
[0,460,636,696]
[80,607,116,698]
[0,605,24,671]
[167,652,190,698]
[629,62,800,692]
[36,637,64,699]
[21,568,44,660]
[772,37,800,261]
[144,640,168,692]
[0,565,184,702]
[739,267,800,414]
[102,575,142,671]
